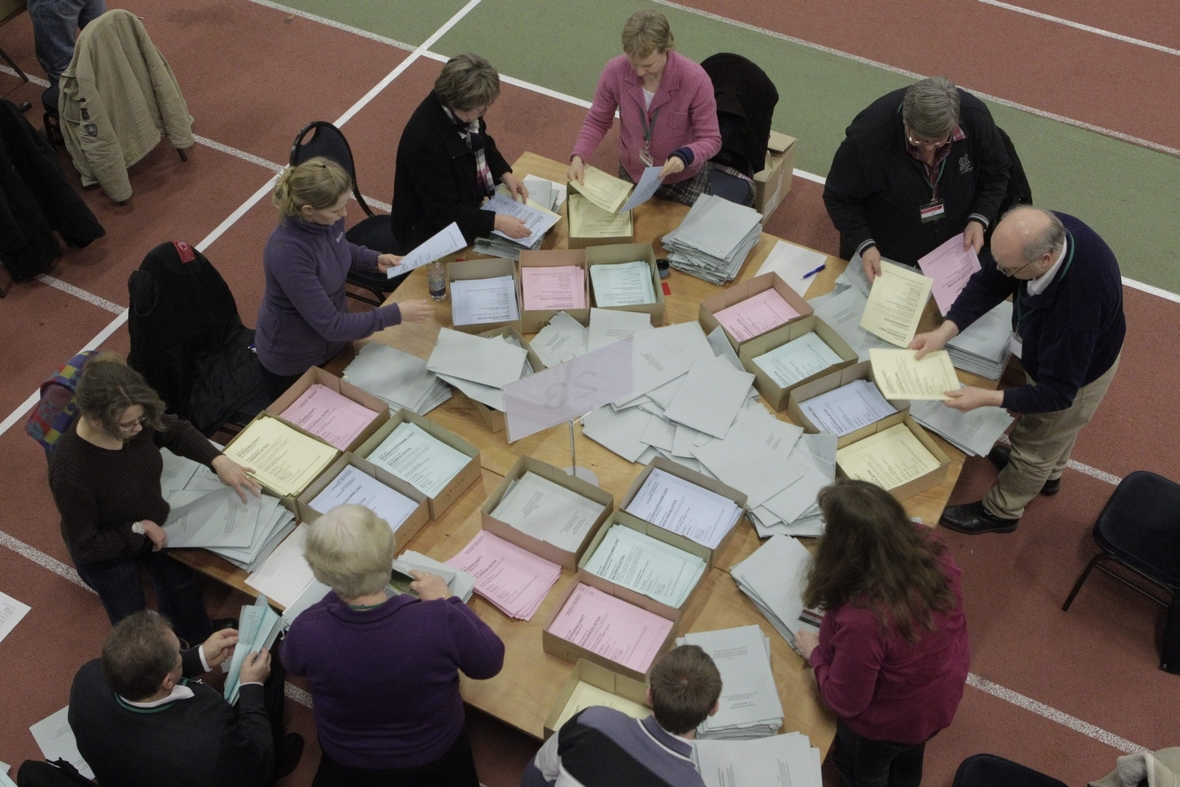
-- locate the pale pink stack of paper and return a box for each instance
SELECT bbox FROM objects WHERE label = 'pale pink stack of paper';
[445,530,561,620]
[279,383,380,451]
[521,266,586,310]
[547,583,673,673]
[713,289,799,342]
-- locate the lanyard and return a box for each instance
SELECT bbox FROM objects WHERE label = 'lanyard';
[1015,231,1075,331]
[639,105,662,150]
[927,157,947,201]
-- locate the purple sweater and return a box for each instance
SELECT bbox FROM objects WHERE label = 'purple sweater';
[280,591,504,769]
[255,217,402,376]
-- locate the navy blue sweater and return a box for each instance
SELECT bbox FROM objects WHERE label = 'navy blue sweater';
[946,212,1124,414]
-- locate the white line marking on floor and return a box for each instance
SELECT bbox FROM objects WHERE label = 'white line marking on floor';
[977,0,1180,57]
[284,682,313,708]
[34,275,123,314]
[995,434,1123,486]
[193,134,285,173]
[0,65,51,88]
[247,0,415,52]
[966,673,1147,754]
[0,530,93,592]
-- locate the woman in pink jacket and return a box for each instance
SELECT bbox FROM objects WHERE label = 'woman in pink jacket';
[567,10,721,206]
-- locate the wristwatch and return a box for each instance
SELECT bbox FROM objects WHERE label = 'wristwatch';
[131,521,146,535]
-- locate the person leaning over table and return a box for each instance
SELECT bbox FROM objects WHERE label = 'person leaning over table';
[795,480,970,787]
[522,644,722,787]
[281,505,505,787]
[910,206,1125,535]
[567,10,721,207]
[391,53,531,251]
[254,157,432,401]
[69,610,304,787]
[49,353,258,645]
[823,76,1011,282]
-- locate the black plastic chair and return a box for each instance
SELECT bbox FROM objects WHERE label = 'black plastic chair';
[701,52,779,206]
[953,754,1067,787]
[289,120,401,307]
[1063,471,1180,672]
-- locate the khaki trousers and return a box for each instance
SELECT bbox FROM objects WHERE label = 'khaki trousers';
[983,355,1120,519]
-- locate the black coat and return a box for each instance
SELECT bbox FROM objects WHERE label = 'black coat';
[700,53,779,178]
[391,90,512,251]
[823,87,1011,265]
[0,98,104,280]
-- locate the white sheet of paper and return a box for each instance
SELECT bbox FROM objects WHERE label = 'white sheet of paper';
[695,733,823,787]
[756,240,829,297]
[582,405,654,463]
[367,421,471,498]
[0,590,30,644]
[811,286,893,361]
[164,487,260,548]
[620,165,665,211]
[684,625,783,730]
[590,261,656,307]
[588,307,653,351]
[908,397,1015,457]
[427,328,528,388]
[799,379,897,437]
[662,359,754,439]
[523,175,567,211]
[752,332,844,388]
[481,192,560,246]
[29,707,93,780]
[624,468,741,549]
[387,221,466,278]
[532,311,589,367]
[450,275,520,325]
[307,465,418,530]
[693,426,803,509]
[245,523,316,609]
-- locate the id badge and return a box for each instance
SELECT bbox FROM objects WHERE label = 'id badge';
[919,199,946,223]
[639,147,654,167]
[1008,331,1023,360]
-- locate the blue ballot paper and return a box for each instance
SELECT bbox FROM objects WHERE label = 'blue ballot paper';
[223,595,282,704]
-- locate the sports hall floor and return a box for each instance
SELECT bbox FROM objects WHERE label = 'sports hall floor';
[1,1,1178,785]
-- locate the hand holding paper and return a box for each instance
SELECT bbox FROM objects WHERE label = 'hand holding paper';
[386,222,466,279]
[869,348,960,400]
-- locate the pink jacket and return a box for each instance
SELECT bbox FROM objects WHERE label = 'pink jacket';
[572,51,721,184]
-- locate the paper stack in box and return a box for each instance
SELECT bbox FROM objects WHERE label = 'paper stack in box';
[694,732,823,787]
[661,194,763,284]
[426,328,534,413]
[676,625,783,739]
[729,535,822,654]
[945,301,1012,380]
[583,524,706,608]
[343,342,450,415]
[446,530,561,620]
[473,233,541,261]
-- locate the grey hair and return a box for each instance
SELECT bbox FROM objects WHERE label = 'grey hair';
[1007,207,1066,265]
[303,504,396,599]
[902,76,960,140]
[435,53,500,112]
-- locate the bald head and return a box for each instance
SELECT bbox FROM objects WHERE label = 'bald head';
[992,207,1065,275]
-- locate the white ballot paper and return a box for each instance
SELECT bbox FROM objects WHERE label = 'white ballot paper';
[756,240,829,297]
[810,286,892,362]
[428,328,528,388]
[799,379,897,437]
[367,421,471,498]
[752,332,844,388]
[729,534,820,650]
[588,307,652,351]
[693,426,803,509]
[0,590,30,644]
[522,175,567,211]
[590,261,656,307]
[620,165,664,211]
[490,472,606,552]
[164,487,260,548]
[908,397,1014,457]
[307,464,418,529]
[682,625,783,738]
[450,275,520,325]
[481,192,560,246]
[30,707,93,779]
[386,221,466,278]
[532,311,589,367]
[624,469,741,550]
[695,733,823,787]
[662,358,754,439]
[584,525,706,608]
[245,524,316,609]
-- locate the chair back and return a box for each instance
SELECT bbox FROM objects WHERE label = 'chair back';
[952,754,1067,787]
[1095,471,1180,587]
[289,121,377,218]
[25,350,99,460]
[700,52,779,179]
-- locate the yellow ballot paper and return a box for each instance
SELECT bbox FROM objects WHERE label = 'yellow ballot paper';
[571,166,632,214]
[553,681,650,731]
[869,349,959,400]
[569,194,633,238]
[837,423,942,490]
[860,261,934,347]
[223,415,338,497]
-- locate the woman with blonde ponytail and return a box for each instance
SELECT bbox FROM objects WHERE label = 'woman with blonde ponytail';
[255,157,432,399]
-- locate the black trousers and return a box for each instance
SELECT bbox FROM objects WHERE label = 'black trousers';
[832,720,930,787]
[256,359,307,402]
[312,727,479,787]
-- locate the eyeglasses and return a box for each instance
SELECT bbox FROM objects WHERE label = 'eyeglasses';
[117,415,147,432]
[905,129,953,150]
[996,259,1037,278]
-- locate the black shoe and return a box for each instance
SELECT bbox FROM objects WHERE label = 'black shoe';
[987,445,1061,496]
[940,501,1020,535]
[274,733,304,781]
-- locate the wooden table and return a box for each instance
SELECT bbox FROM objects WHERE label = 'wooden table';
[177,152,995,754]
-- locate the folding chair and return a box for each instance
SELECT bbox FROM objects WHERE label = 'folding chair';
[952,754,1067,787]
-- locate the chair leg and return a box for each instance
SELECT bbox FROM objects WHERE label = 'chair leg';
[0,44,29,82]
[344,288,382,308]
[177,147,188,162]
[1063,553,1105,611]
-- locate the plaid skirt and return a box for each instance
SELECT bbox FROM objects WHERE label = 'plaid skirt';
[618,162,711,207]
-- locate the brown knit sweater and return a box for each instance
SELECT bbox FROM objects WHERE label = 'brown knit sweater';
[50,415,222,565]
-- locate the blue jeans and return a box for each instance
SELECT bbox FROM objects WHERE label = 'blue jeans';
[74,550,213,645]
[27,0,106,84]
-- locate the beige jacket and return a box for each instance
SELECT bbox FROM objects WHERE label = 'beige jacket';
[59,10,193,202]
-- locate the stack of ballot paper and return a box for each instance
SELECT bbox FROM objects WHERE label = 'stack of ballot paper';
[836,423,942,491]
[662,194,763,284]
[908,398,1014,456]
[744,433,837,538]
[808,286,892,362]
[730,535,822,652]
[245,523,317,608]
[473,232,542,261]
[552,680,650,732]
[713,288,799,342]
[446,530,561,620]
[751,332,844,388]
[480,190,560,247]
[222,415,338,498]
[427,328,534,413]
[798,379,897,437]
[945,300,1013,379]
[450,274,520,325]
[161,450,298,573]
[677,625,783,739]
[490,471,606,553]
[589,261,656,306]
[224,595,283,703]
[522,175,567,213]
[547,583,673,673]
[694,732,823,787]
[278,383,381,451]
[521,265,586,311]
[532,311,589,367]
[365,421,472,499]
[342,342,450,415]
[624,468,742,550]
[306,465,419,529]
[392,549,476,603]
[583,524,706,608]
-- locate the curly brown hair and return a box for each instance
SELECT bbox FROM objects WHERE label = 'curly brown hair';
[802,480,956,643]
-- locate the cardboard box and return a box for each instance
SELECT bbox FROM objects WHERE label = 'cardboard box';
[481,456,614,570]
[738,315,858,411]
[577,510,708,614]
[755,131,797,224]
[699,271,814,353]
[787,361,911,449]
[354,409,481,520]
[619,456,747,568]
[543,659,651,739]
[222,411,340,515]
[445,257,522,334]
[296,452,430,548]
[518,249,591,333]
[268,366,390,453]
[542,570,681,681]
[455,327,546,434]
[835,413,951,500]
[585,243,664,325]
[567,193,635,249]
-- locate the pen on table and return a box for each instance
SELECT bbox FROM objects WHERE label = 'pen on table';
[802,264,826,279]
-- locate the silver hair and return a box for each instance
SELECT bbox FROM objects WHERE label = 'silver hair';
[902,76,960,140]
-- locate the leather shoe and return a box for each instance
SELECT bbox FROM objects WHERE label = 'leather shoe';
[274,732,304,781]
[987,445,1060,496]
[940,501,1020,535]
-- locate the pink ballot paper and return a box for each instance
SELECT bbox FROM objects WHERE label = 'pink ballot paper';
[713,288,800,342]
[547,583,673,673]
[918,233,981,315]
[445,530,561,621]
[521,265,586,310]
[279,384,380,450]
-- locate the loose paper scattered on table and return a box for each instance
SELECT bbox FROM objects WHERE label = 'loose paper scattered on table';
[532,311,589,367]
[427,328,528,388]
[756,240,829,297]
[245,523,316,609]
[343,342,451,415]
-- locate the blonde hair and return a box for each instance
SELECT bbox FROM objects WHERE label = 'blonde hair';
[622,10,675,58]
[75,352,167,439]
[304,504,396,599]
[435,54,500,112]
[272,157,352,219]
